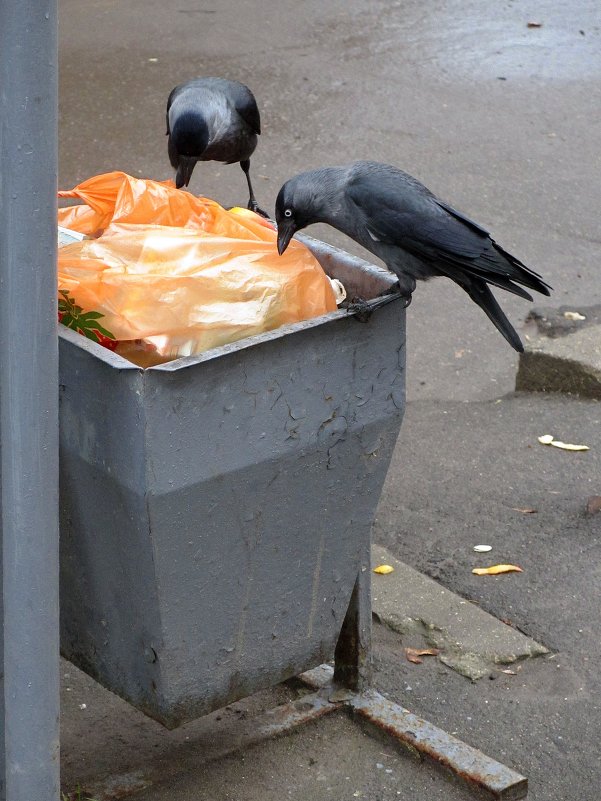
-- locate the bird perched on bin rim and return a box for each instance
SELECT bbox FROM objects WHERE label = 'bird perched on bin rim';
[275,161,551,352]
[166,77,267,216]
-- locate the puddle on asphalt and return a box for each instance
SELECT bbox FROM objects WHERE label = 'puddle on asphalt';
[317,0,601,83]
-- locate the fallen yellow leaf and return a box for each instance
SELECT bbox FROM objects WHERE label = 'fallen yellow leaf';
[538,434,589,451]
[472,564,523,576]
[373,564,394,575]
[550,440,589,452]
[405,647,440,664]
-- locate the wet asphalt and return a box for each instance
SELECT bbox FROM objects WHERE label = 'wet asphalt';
[58,1,601,798]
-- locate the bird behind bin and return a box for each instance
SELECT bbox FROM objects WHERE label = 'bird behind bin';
[275,161,551,352]
[166,77,267,215]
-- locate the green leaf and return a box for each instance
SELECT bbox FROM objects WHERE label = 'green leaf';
[61,314,77,328]
[91,321,115,339]
[80,327,101,342]
[58,290,115,342]
[78,311,105,321]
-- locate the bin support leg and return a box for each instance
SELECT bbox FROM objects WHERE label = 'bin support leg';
[333,557,372,691]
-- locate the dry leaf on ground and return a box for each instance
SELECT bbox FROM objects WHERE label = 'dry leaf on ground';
[538,434,589,451]
[472,564,523,576]
[405,647,440,664]
[586,496,601,515]
[512,507,538,514]
[373,564,394,575]
[551,441,589,451]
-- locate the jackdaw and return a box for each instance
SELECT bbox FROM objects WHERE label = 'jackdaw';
[275,161,551,351]
[166,77,267,215]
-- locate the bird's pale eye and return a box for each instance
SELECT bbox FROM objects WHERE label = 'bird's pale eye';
[284,208,293,218]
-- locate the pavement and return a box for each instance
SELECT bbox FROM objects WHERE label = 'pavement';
[371,545,548,681]
[57,1,601,799]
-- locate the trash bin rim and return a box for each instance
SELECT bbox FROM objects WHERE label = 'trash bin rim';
[57,302,364,373]
[57,235,398,373]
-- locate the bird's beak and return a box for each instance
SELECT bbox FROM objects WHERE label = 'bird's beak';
[176,156,196,189]
[277,219,297,255]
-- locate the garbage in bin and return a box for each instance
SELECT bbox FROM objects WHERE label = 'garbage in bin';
[57,172,337,366]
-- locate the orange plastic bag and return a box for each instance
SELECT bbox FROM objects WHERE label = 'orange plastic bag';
[57,172,336,366]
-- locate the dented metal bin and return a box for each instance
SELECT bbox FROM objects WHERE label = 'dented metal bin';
[59,239,405,728]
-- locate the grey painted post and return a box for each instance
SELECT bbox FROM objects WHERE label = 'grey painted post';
[0,1,60,799]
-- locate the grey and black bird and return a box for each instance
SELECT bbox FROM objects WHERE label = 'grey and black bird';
[275,161,551,352]
[166,77,267,215]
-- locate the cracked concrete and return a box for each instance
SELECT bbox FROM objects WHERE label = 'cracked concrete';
[372,545,548,681]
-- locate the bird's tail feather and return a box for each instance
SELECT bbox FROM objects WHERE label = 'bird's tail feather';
[461,279,524,352]
[467,267,534,301]
[441,252,535,301]
[491,241,551,297]
[438,246,549,300]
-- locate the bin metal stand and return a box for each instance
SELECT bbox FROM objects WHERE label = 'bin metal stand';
[183,573,527,801]
[0,1,60,800]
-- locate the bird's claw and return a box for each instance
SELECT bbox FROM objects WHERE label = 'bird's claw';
[346,289,412,322]
[390,281,413,309]
[346,296,374,323]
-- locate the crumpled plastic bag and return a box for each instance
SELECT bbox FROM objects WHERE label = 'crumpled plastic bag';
[57,172,336,366]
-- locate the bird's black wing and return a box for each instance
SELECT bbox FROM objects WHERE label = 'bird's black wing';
[433,199,490,237]
[347,168,549,299]
[348,168,489,257]
[228,82,261,135]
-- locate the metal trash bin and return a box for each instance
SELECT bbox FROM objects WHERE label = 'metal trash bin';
[59,238,405,728]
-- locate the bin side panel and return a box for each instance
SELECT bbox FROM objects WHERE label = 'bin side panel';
[144,302,405,492]
[60,461,165,715]
[58,334,146,491]
[144,415,400,727]
[143,303,405,726]
[59,336,165,714]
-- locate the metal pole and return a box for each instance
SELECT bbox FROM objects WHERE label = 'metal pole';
[0,0,60,799]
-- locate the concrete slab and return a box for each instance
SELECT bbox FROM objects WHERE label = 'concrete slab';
[517,316,601,399]
[372,545,548,681]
